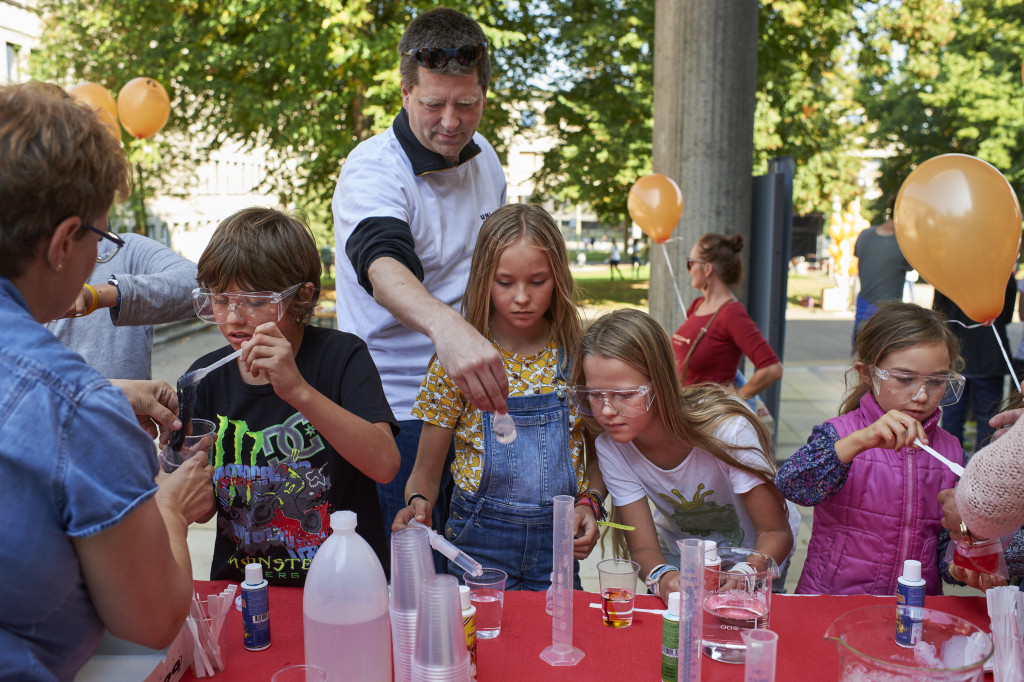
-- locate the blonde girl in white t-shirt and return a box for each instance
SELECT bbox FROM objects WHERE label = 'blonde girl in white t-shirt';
[571,308,793,604]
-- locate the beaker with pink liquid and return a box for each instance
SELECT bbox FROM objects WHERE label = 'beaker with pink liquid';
[701,546,777,664]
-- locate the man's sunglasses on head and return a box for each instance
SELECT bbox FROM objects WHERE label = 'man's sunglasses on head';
[401,41,487,70]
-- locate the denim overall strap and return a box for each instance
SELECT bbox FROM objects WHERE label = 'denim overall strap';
[473,387,576,513]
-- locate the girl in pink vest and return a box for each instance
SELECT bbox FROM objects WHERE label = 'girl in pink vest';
[776,302,966,595]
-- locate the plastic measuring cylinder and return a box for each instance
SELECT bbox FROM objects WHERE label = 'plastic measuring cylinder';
[540,495,584,666]
[676,538,704,681]
[408,518,483,577]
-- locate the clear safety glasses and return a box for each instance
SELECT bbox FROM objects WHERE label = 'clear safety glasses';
[869,366,966,407]
[192,283,302,326]
[570,383,655,417]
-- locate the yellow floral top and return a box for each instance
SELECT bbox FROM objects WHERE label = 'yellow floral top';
[412,335,587,495]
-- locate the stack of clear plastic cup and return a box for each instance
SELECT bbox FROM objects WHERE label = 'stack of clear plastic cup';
[412,575,471,681]
[390,525,435,682]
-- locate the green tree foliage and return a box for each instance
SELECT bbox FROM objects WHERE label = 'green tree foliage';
[29,0,549,239]
[857,0,1024,217]
[531,0,867,230]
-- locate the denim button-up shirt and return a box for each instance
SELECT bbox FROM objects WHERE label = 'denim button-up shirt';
[0,276,158,681]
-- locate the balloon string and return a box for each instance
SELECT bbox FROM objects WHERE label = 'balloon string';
[946,320,1021,393]
[661,243,688,321]
[993,324,1022,393]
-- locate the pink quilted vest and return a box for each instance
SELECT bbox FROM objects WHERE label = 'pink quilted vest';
[796,393,962,596]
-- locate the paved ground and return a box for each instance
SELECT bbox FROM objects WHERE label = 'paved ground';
[154,284,1018,597]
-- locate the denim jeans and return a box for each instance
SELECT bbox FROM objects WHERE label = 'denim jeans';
[940,375,1005,451]
[376,419,454,573]
[444,388,580,590]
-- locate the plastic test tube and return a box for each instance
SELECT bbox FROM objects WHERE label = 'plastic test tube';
[408,518,483,577]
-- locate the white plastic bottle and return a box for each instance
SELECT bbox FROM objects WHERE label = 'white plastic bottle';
[660,591,680,682]
[460,585,478,679]
[303,510,392,681]
[895,558,926,647]
[703,541,722,593]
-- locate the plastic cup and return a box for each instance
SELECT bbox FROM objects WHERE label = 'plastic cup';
[390,526,435,682]
[159,418,215,473]
[597,558,639,628]
[464,568,507,639]
[412,575,470,679]
[270,665,328,682]
[741,629,778,682]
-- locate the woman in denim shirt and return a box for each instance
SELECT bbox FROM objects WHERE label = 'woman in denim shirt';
[0,82,214,681]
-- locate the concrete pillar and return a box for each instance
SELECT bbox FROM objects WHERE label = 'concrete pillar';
[649,0,759,334]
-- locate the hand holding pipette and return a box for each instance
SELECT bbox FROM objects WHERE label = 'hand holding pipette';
[409,518,483,577]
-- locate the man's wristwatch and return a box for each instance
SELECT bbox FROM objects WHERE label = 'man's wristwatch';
[107,274,121,311]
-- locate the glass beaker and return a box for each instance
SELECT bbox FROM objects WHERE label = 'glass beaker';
[701,546,777,664]
[824,605,992,681]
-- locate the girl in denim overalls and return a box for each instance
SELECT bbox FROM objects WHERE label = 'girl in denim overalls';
[394,204,602,590]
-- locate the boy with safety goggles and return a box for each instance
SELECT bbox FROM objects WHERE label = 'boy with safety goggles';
[187,206,400,585]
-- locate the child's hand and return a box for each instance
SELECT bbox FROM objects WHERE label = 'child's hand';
[392,498,433,532]
[839,410,927,462]
[242,322,307,399]
[572,505,600,559]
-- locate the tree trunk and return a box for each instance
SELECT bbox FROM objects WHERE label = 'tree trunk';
[649,0,759,333]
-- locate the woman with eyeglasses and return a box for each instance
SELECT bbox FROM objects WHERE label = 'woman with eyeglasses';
[0,82,215,680]
[572,308,795,604]
[671,233,782,403]
[776,302,967,596]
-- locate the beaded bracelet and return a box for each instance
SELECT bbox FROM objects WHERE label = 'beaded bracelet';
[575,490,607,521]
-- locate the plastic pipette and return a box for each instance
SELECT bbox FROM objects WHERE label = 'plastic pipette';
[408,519,483,577]
[540,494,584,666]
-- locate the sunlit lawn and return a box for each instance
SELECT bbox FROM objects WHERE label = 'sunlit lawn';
[321,264,841,314]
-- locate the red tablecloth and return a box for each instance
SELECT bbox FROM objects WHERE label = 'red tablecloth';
[185,581,991,681]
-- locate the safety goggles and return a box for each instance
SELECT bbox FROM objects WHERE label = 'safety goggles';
[570,383,655,417]
[869,366,966,407]
[85,225,125,264]
[401,41,488,69]
[192,283,302,326]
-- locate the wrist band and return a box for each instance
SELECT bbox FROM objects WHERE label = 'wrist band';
[75,284,100,317]
[406,493,429,507]
[644,563,679,597]
[575,490,607,521]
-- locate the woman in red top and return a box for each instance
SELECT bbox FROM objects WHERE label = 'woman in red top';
[671,233,782,401]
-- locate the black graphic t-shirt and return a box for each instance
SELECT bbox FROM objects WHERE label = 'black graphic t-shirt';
[190,325,397,586]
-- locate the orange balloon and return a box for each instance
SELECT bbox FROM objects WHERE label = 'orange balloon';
[894,153,1022,324]
[68,82,118,121]
[94,106,122,141]
[68,82,120,140]
[117,77,170,139]
[627,173,684,244]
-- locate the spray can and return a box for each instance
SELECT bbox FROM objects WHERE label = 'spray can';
[460,585,478,679]
[660,591,680,682]
[895,559,925,647]
[241,563,271,651]
[704,541,722,593]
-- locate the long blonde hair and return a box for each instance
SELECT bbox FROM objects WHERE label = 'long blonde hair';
[462,204,581,365]
[572,308,782,558]
[841,302,963,415]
